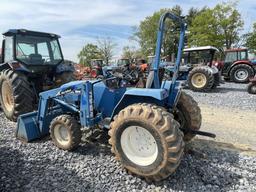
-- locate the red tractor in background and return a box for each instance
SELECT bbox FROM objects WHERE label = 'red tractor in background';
[221,48,256,83]
[90,59,104,78]
[74,64,91,80]
[74,59,104,80]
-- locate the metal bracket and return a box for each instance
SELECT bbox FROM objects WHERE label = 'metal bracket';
[189,130,216,138]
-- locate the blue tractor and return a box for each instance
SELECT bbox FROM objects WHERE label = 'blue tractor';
[164,46,221,91]
[0,29,74,121]
[16,13,212,181]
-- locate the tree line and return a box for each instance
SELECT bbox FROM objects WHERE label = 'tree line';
[78,1,256,66]
[77,37,117,66]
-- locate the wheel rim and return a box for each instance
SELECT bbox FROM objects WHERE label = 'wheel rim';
[234,69,248,81]
[191,73,207,88]
[54,124,70,145]
[121,126,158,166]
[1,80,14,112]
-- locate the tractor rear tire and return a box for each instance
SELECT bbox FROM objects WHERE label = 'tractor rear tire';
[247,82,256,94]
[230,64,254,83]
[50,115,82,151]
[109,103,184,182]
[0,69,35,121]
[174,92,202,142]
[187,67,214,92]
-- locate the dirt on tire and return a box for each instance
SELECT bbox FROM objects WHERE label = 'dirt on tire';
[108,103,184,182]
[175,91,202,141]
[0,69,35,121]
[50,114,82,151]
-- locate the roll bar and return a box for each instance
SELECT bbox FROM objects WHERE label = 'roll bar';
[152,12,186,88]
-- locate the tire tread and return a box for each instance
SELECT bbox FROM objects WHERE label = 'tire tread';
[187,66,214,91]
[49,114,81,151]
[0,69,35,121]
[108,103,184,181]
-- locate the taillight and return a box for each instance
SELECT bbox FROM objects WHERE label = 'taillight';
[91,70,97,78]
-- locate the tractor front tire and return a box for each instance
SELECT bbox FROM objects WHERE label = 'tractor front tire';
[50,115,82,151]
[230,64,254,83]
[247,82,256,94]
[187,67,214,91]
[109,103,184,182]
[0,69,35,121]
[174,92,202,142]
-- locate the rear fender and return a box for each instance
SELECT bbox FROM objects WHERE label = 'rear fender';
[229,61,254,75]
[210,66,219,74]
[233,60,252,66]
[202,65,218,74]
[110,88,168,120]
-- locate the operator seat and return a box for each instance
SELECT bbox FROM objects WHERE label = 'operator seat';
[29,54,43,64]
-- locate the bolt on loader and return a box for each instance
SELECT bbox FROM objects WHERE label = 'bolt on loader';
[16,13,215,181]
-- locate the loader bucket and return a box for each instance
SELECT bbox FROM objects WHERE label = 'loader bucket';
[16,111,41,142]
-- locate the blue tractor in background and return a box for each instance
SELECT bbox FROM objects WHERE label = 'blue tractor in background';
[0,29,74,121]
[165,46,221,91]
[16,13,212,181]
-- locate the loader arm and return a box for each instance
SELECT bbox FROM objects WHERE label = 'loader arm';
[16,80,102,141]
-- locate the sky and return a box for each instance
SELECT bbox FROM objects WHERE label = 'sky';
[0,0,255,62]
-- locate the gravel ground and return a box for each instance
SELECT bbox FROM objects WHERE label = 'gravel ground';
[185,82,256,111]
[0,82,256,192]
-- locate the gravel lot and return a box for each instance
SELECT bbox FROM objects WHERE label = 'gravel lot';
[185,82,256,111]
[0,82,256,192]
